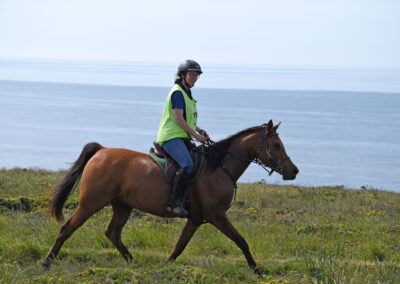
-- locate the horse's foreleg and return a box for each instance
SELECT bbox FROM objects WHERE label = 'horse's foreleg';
[210,214,261,276]
[42,206,95,269]
[167,219,201,262]
[105,201,133,263]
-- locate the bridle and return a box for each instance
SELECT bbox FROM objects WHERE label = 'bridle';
[253,130,291,176]
[206,126,291,176]
[202,126,291,207]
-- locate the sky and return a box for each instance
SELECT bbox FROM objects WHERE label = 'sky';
[0,0,399,67]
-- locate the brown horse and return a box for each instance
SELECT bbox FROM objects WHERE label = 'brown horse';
[42,120,298,275]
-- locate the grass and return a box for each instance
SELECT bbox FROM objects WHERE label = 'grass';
[0,168,399,283]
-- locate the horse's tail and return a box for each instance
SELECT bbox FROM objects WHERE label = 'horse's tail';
[50,142,103,223]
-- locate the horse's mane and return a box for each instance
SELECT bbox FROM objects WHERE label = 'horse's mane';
[204,125,265,172]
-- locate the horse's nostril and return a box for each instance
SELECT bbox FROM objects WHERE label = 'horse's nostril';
[293,168,299,175]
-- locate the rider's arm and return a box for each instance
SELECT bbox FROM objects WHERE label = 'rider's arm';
[173,109,207,142]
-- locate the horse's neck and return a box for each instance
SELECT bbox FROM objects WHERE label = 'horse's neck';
[224,132,261,180]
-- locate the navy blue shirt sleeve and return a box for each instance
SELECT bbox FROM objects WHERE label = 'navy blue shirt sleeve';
[171,91,185,109]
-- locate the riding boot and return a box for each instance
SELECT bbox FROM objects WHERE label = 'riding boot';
[166,168,190,218]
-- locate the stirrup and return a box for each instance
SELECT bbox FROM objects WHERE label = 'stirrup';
[166,201,177,213]
[172,206,188,218]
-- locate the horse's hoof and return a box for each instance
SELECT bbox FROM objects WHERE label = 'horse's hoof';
[253,267,262,278]
[166,257,175,263]
[42,260,51,270]
[127,259,137,268]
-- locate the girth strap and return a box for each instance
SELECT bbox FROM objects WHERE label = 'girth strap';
[222,165,237,208]
[187,144,205,183]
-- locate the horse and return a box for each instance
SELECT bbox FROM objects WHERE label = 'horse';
[42,120,298,275]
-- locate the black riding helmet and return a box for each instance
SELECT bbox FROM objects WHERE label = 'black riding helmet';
[175,60,203,85]
[178,59,203,74]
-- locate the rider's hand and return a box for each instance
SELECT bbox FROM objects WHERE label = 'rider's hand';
[194,133,208,143]
[198,129,210,141]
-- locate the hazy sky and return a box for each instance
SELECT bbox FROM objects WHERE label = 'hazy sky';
[0,0,399,67]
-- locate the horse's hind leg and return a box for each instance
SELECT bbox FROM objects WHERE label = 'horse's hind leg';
[167,219,201,262]
[210,214,261,276]
[105,201,133,263]
[42,205,99,268]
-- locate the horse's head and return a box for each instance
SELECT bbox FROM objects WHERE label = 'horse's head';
[257,120,299,180]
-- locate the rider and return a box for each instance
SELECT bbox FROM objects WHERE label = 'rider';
[157,59,210,217]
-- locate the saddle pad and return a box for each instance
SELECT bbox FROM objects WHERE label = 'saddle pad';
[149,147,166,171]
[149,145,204,184]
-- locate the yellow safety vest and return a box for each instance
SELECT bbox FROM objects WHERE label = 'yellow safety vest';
[157,84,197,145]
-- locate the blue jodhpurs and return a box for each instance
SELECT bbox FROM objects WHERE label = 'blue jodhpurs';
[162,138,193,174]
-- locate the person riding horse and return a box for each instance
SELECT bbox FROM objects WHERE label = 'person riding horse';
[157,60,210,217]
[43,119,298,272]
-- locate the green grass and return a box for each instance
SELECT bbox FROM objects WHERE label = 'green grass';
[0,168,399,283]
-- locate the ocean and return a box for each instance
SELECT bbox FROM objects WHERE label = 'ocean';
[1,59,399,192]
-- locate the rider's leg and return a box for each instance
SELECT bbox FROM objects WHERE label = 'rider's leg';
[168,168,190,216]
[162,138,193,217]
[162,138,193,174]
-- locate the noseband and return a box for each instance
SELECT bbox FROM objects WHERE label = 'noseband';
[253,131,291,176]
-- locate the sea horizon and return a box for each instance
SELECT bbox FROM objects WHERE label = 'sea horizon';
[1,57,400,93]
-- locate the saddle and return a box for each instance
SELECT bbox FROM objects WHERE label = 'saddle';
[149,140,204,185]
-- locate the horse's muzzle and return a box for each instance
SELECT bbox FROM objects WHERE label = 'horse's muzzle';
[283,167,299,180]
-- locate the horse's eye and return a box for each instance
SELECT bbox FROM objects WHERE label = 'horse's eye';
[274,143,281,149]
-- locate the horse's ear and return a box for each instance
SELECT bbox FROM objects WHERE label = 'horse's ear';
[273,121,281,131]
[266,120,273,133]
